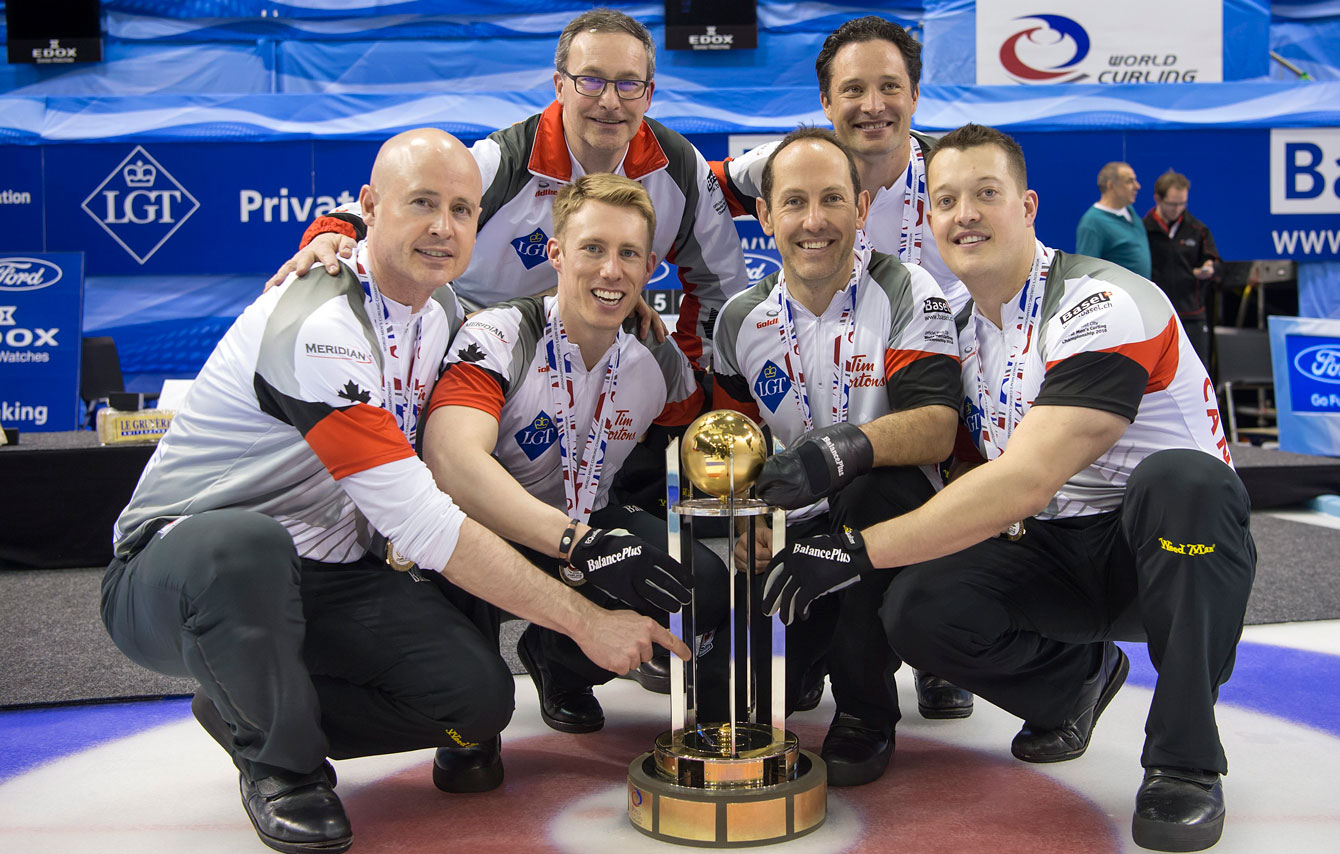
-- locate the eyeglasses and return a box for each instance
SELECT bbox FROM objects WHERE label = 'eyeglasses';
[561,70,650,100]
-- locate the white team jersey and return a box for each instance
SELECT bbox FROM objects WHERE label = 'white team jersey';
[428,296,701,516]
[714,250,961,521]
[959,242,1234,520]
[721,135,967,312]
[115,243,469,569]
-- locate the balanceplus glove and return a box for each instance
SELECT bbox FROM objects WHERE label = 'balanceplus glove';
[564,527,692,613]
[761,525,874,625]
[755,422,873,509]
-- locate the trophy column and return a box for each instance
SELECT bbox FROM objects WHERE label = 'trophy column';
[627,411,826,847]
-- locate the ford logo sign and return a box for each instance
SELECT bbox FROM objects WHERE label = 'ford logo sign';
[1295,344,1340,385]
[744,251,782,283]
[0,257,63,292]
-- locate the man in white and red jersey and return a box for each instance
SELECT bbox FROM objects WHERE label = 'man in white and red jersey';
[270,7,745,371]
[100,131,686,854]
[712,128,962,787]
[761,124,1254,853]
[710,17,976,720]
[712,17,966,314]
[423,174,726,735]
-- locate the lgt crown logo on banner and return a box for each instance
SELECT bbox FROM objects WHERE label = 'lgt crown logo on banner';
[81,145,200,264]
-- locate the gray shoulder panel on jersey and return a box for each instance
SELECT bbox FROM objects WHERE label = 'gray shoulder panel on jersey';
[1045,249,1171,333]
[714,274,778,375]
[644,116,721,288]
[260,264,376,400]
[490,295,547,402]
[479,113,543,231]
[866,251,915,331]
[633,319,692,389]
[954,301,975,335]
[430,284,465,339]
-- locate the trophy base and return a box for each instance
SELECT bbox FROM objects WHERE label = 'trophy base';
[627,748,826,847]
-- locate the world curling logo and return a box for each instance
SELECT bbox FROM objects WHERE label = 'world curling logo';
[998,14,1090,83]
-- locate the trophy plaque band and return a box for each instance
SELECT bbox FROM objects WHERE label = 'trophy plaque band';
[627,421,826,847]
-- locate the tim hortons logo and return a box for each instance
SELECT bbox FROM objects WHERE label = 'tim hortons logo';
[81,145,200,265]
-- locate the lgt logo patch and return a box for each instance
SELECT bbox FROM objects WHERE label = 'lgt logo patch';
[753,360,792,412]
[81,145,200,264]
[510,228,550,270]
[515,411,557,460]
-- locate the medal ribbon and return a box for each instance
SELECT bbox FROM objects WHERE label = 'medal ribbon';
[899,136,927,267]
[970,242,1054,458]
[775,248,868,434]
[546,300,621,523]
[357,246,426,446]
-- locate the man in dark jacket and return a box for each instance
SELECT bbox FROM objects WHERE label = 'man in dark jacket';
[1144,170,1222,367]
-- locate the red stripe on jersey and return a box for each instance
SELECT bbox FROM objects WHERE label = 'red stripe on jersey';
[425,362,505,421]
[884,347,944,378]
[672,291,705,368]
[306,403,414,480]
[1045,315,1181,393]
[301,216,357,250]
[710,159,751,218]
[654,385,705,427]
[712,380,762,423]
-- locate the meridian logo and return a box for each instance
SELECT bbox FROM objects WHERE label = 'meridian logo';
[999,14,1090,83]
[81,146,200,264]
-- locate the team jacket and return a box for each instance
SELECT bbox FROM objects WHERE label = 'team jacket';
[710,130,968,312]
[426,296,703,515]
[1143,208,1221,318]
[306,101,747,369]
[114,246,469,570]
[957,243,1233,520]
[712,251,961,520]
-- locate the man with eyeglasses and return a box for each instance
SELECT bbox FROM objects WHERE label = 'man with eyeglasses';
[275,7,745,376]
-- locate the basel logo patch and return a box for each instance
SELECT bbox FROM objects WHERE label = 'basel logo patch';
[511,228,550,270]
[753,360,792,413]
[923,296,952,316]
[515,411,557,460]
[1059,291,1113,325]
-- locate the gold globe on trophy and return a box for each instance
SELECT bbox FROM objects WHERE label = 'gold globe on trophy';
[680,410,767,498]
[627,410,827,847]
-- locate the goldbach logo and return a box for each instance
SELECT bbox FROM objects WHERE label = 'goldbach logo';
[81,145,200,264]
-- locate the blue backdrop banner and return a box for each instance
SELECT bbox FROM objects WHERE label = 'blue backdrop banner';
[1270,314,1340,456]
[0,253,84,432]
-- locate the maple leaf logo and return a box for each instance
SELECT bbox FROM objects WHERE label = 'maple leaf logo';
[456,342,487,363]
[337,380,372,404]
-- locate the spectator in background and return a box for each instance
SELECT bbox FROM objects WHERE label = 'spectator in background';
[1076,161,1152,279]
[1144,170,1222,367]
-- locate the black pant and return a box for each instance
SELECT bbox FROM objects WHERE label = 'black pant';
[704,466,937,734]
[518,501,731,689]
[882,449,1255,773]
[101,510,514,780]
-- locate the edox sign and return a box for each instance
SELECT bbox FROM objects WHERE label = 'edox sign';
[81,145,200,264]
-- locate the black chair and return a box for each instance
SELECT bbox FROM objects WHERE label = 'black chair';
[80,336,144,427]
[1213,326,1276,443]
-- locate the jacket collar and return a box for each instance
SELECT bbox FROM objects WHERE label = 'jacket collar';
[528,100,670,183]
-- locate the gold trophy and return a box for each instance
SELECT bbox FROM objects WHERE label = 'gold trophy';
[627,411,826,846]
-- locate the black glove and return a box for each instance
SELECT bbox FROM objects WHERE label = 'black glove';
[761,525,873,624]
[755,422,873,509]
[564,527,692,613]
